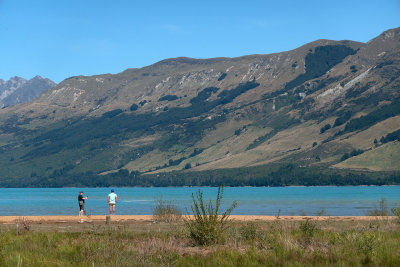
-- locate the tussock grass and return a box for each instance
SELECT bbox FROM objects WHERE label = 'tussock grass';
[152,197,182,223]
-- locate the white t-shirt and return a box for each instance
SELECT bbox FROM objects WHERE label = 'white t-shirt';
[108,192,117,204]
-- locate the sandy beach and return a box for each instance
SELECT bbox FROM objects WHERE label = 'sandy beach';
[0,215,395,224]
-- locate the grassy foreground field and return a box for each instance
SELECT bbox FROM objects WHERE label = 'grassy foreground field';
[0,218,399,266]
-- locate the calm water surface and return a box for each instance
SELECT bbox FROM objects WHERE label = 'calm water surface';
[0,186,399,216]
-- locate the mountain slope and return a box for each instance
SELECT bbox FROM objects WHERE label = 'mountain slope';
[0,28,399,185]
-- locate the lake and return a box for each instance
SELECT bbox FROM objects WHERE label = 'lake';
[1,186,399,216]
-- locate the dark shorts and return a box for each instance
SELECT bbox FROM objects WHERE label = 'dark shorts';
[79,204,84,211]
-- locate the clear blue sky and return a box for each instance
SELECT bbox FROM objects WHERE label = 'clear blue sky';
[1,0,399,83]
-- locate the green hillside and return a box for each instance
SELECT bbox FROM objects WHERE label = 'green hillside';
[334,141,400,171]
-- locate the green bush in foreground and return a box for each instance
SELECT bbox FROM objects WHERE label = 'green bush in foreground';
[184,185,237,245]
[299,218,318,245]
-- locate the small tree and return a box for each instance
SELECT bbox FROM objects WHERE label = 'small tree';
[184,163,191,169]
[130,104,138,111]
[184,185,237,245]
[312,141,317,147]
[320,124,331,134]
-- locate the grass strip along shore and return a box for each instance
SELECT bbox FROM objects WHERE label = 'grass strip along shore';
[0,216,399,266]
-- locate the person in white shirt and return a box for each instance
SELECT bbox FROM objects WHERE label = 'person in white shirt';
[108,189,118,215]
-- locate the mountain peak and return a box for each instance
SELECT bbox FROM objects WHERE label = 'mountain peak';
[9,76,27,82]
[32,75,43,80]
[367,27,400,45]
[0,75,55,107]
[379,27,400,38]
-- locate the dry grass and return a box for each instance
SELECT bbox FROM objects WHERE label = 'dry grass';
[0,219,399,266]
[152,198,182,223]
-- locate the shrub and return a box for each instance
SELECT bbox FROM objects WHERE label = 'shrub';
[312,141,317,147]
[240,222,258,242]
[158,95,178,102]
[366,198,389,216]
[130,104,138,111]
[152,197,182,223]
[356,232,377,265]
[350,149,364,157]
[333,111,352,127]
[341,149,363,161]
[102,109,123,118]
[299,219,317,245]
[341,153,350,161]
[320,124,331,134]
[15,217,31,235]
[184,185,237,245]
[315,208,326,216]
[380,129,400,143]
[218,73,227,81]
[350,65,357,72]
[391,207,400,223]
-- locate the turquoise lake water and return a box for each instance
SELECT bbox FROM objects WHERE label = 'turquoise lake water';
[0,186,399,216]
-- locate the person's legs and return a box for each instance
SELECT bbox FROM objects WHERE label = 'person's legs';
[79,205,84,222]
[112,204,116,215]
[109,204,112,215]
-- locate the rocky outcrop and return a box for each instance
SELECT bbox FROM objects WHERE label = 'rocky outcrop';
[0,76,55,108]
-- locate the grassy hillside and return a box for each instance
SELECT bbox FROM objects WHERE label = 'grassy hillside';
[334,141,400,171]
[0,28,399,186]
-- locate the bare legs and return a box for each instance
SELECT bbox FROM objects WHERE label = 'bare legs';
[109,204,116,215]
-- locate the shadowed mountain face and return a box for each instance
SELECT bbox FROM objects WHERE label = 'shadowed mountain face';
[0,28,399,185]
[0,76,55,108]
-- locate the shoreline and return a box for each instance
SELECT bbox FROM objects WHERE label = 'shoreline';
[0,215,396,224]
[3,185,400,188]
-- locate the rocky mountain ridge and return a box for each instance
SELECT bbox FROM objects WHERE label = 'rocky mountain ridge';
[0,76,55,108]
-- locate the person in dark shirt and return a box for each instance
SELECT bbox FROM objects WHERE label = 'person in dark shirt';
[78,191,88,217]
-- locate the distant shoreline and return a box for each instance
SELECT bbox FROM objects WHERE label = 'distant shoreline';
[3,184,400,189]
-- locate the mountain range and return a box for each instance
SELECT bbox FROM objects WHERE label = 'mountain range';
[0,28,399,186]
[0,76,55,108]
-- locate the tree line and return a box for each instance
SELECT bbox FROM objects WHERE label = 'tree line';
[1,164,398,188]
